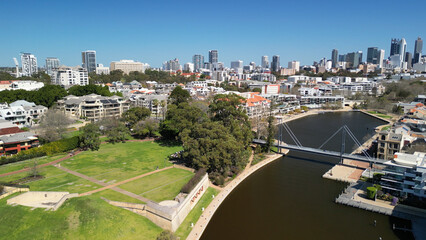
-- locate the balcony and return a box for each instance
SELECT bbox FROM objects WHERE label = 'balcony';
[404,172,416,178]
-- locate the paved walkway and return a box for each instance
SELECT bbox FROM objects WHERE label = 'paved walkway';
[0,151,82,177]
[187,152,285,240]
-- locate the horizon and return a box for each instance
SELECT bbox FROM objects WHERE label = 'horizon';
[0,0,425,68]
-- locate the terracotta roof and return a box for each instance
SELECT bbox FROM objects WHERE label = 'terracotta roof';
[0,127,24,136]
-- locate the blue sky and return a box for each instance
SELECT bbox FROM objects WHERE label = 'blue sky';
[1,0,425,68]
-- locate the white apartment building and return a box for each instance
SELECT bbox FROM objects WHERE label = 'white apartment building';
[110,60,149,74]
[51,67,89,87]
[130,94,168,117]
[96,64,110,75]
[57,94,130,121]
[184,63,194,73]
[10,81,44,91]
[287,75,322,85]
[0,100,47,127]
[20,53,38,77]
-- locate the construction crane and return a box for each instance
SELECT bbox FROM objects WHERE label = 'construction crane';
[13,57,20,77]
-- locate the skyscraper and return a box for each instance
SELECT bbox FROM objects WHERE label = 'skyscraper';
[414,37,423,65]
[271,55,280,72]
[20,53,38,76]
[231,60,243,70]
[288,61,300,70]
[209,50,218,63]
[390,38,400,56]
[399,38,407,62]
[331,49,338,68]
[345,51,362,68]
[261,56,269,68]
[367,47,378,64]
[45,57,60,75]
[378,49,385,68]
[82,50,97,73]
[405,52,412,69]
[192,54,204,71]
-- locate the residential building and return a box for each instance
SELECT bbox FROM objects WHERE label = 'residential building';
[0,100,47,127]
[96,64,110,75]
[10,81,44,91]
[209,50,218,63]
[413,37,423,65]
[377,131,405,160]
[331,49,338,68]
[299,95,344,108]
[380,152,426,198]
[184,63,194,73]
[162,58,181,71]
[51,66,89,87]
[238,92,271,118]
[378,49,385,68]
[20,53,38,76]
[110,60,148,74]
[57,94,130,121]
[231,60,243,72]
[45,57,60,75]
[261,84,280,94]
[288,61,300,71]
[271,55,280,72]
[0,119,39,156]
[192,55,204,71]
[82,50,97,73]
[280,68,296,76]
[130,94,168,117]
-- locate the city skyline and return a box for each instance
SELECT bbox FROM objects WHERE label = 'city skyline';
[0,0,425,68]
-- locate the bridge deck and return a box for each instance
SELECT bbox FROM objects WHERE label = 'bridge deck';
[253,139,385,164]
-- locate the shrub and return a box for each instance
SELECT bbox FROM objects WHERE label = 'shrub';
[0,185,4,194]
[0,136,79,166]
[367,186,377,200]
[181,168,206,194]
[156,230,177,240]
[214,175,225,186]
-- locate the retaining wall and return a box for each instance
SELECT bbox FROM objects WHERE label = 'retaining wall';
[0,186,29,200]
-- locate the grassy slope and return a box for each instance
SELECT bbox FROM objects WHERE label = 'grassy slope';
[0,195,162,240]
[175,187,220,239]
[120,168,194,202]
[63,141,182,183]
[0,154,67,175]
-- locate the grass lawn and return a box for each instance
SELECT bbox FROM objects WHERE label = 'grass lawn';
[175,187,220,239]
[0,194,162,240]
[381,126,391,131]
[0,154,67,175]
[0,166,102,194]
[120,168,194,202]
[92,189,145,204]
[62,141,182,183]
[376,114,392,119]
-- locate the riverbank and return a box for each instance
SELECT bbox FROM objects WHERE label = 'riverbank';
[186,151,287,240]
[275,107,352,125]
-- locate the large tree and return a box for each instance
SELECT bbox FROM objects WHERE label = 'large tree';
[79,123,101,151]
[122,107,151,127]
[133,118,159,138]
[38,109,73,142]
[169,86,190,105]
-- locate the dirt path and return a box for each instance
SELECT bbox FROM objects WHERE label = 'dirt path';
[0,151,82,178]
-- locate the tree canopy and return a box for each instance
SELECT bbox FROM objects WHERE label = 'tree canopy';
[0,85,67,108]
[68,84,114,97]
[169,86,190,105]
[123,107,151,127]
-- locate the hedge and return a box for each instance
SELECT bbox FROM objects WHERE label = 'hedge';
[0,136,79,166]
[180,168,206,194]
[367,186,377,200]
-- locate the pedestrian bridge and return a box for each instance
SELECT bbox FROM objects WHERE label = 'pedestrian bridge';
[253,123,385,165]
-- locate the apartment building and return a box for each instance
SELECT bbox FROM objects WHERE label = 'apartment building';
[57,94,130,121]
[377,131,405,160]
[239,92,271,118]
[51,66,89,87]
[0,100,47,127]
[380,152,426,198]
[130,94,168,117]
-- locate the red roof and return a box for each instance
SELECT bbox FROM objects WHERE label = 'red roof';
[0,127,24,136]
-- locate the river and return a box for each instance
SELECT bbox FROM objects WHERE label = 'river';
[201,111,409,240]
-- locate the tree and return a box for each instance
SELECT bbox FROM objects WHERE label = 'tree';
[252,87,262,93]
[169,86,190,105]
[152,99,159,119]
[133,118,159,138]
[68,84,114,97]
[122,107,151,126]
[79,123,101,151]
[106,122,130,144]
[29,160,39,178]
[265,115,276,153]
[38,109,73,142]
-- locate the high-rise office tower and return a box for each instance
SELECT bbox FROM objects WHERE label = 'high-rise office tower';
[399,38,407,62]
[231,60,243,70]
[82,50,97,73]
[20,53,38,76]
[414,37,423,64]
[209,50,218,63]
[378,49,385,68]
[390,38,400,56]
[331,49,338,68]
[271,55,280,72]
[192,54,204,71]
[345,51,362,68]
[45,57,60,75]
[288,61,300,70]
[367,47,378,64]
[338,54,346,62]
[261,56,269,68]
[405,52,412,69]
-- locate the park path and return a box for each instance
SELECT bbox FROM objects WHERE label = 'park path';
[0,151,82,177]
[76,165,175,200]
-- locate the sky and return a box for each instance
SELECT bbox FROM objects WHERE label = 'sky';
[0,0,425,68]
